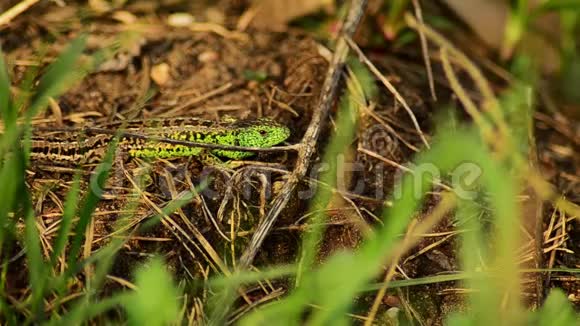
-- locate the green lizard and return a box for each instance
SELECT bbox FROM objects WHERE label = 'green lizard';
[29,117,291,165]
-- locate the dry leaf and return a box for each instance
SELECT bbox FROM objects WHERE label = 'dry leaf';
[441,0,560,74]
[112,10,137,24]
[88,0,112,13]
[167,12,195,27]
[249,0,334,30]
[151,63,171,86]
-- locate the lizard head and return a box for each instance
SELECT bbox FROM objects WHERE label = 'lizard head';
[235,118,290,148]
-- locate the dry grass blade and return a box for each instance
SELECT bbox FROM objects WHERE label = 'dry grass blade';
[405,13,510,143]
[411,0,437,101]
[345,36,431,149]
[0,0,40,27]
[364,193,457,325]
[126,169,231,276]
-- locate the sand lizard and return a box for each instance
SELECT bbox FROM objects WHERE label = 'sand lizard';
[28,117,291,165]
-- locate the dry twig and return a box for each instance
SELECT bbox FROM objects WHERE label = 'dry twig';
[0,0,40,27]
[238,0,369,268]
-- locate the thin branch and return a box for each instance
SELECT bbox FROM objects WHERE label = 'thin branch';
[0,0,40,27]
[237,0,369,269]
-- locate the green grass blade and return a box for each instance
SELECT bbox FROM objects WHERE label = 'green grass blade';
[537,0,580,11]
[0,156,20,241]
[23,193,47,319]
[47,292,130,326]
[0,50,29,323]
[0,50,18,164]
[19,35,87,164]
[27,35,87,118]
[66,140,116,269]
[0,50,14,125]
[50,173,82,267]
[364,272,472,291]
[0,155,23,322]
[536,289,578,325]
[9,149,48,318]
[124,258,180,326]
[211,264,296,288]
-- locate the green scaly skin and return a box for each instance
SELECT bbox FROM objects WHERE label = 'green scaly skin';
[126,117,290,160]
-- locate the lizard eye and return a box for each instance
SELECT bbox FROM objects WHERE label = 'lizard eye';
[259,129,268,136]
